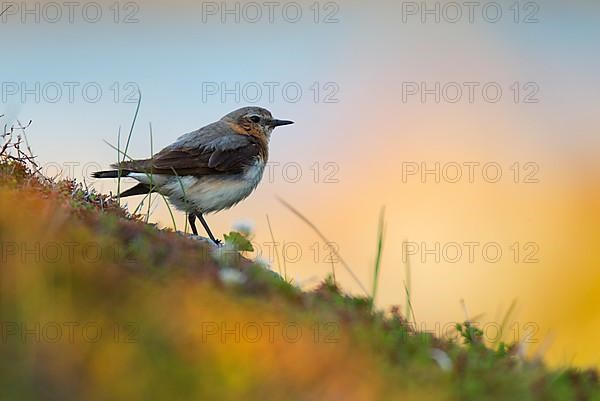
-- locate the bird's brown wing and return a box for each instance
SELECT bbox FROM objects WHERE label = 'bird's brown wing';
[116,135,261,177]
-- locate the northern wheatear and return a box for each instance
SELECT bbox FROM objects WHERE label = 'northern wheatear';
[93,107,294,244]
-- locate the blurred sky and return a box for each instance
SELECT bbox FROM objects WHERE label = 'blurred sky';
[2,0,600,366]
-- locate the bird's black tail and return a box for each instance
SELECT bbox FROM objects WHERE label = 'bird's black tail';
[91,170,154,198]
[119,183,155,198]
[92,170,132,179]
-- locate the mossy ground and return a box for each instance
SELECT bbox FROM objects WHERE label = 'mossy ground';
[0,149,598,401]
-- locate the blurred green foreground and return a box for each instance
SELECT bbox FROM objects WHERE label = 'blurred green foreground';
[0,154,599,401]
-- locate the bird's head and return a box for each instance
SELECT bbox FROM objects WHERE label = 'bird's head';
[221,107,294,139]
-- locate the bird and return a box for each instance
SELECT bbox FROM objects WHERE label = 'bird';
[93,106,294,245]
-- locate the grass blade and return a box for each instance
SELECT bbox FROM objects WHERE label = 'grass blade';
[403,239,412,322]
[0,5,14,17]
[277,197,369,296]
[370,207,385,308]
[169,167,191,234]
[146,122,154,224]
[265,214,283,278]
[117,91,142,205]
[499,298,517,343]
[404,281,417,324]
[116,126,122,206]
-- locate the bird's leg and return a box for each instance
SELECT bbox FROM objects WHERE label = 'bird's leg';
[188,213,199,236]
[198,214,221,245]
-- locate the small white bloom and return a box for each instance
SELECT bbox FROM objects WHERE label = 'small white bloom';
[218,268,246,286]
[232,220,254,237]
[431,348,452,372]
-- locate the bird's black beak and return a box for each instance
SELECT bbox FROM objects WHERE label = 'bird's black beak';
[270,119,294,127]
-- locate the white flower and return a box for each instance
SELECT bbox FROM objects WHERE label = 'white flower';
[431,348,452,372]
[218,268,246,286]
[232,220,254,237]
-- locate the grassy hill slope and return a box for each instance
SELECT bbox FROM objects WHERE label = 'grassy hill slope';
[0,152,599,401]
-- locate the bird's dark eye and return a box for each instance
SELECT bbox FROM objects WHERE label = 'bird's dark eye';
[249,115,261,123]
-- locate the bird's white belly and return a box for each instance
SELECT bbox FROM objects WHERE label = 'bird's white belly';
[149,161,265,214]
